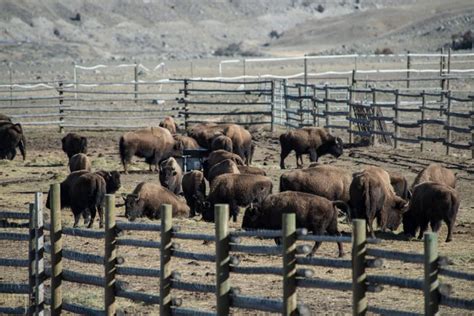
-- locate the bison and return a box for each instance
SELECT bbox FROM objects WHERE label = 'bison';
[198,174,273,222]
[237,165,266,176]
[223,124,253,164]
[69,153,91,172]
[159,116,177,134]
[279,127,343,169]
[202,149,245,179]
[211,135,233,152]
[207,158,241,182]
[182,170,206,217]
[0,121,26,160]
[403,182,459,242]
[187,123,226,148]
[125,182,190,221]
[0,113,11,122]
[280,165,352,203]
[173,134,201,150]
[242,191,346,257]
[159,157,183,195]
[46,170,121,228]
[349,166,408,238]
[388,171,411,200]
[412,164,456,189]
[119,127,182,173]
[62,133,88,158]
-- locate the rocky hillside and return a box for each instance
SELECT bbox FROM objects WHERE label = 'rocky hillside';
[0,0,472,62]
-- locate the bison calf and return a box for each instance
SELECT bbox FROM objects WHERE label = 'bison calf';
[69,153,91,172]
[125,182,190,221]
[403,182,459,242]
[182,171,206,217]
[279,127,343,169]
[243,191,346,257]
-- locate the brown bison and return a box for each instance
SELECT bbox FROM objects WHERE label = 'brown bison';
[279,127,343,169]
[187,123,226,148]
[412,164,456,189]
[69,153,91,172]
[388,171,411,200]
[182,170,206,217]
[119,127,182,173]
[0,113,11,122]
[173,134,201,150]
[198,174,273,222]
[0,121,26,160]
[403,182,459,242]
[46,170,121,228]
[159,157,183,195]
[159,116,177,134]
[237,165,266,176]
[223,124,253,164]
[202,149,245,179]
[242,191,346,257]
[211,135,233,152]
[280,165,352,203]
[207,158,241,183]
[125,182,190,221]
[62,133,88,158]
[349,166,408,238]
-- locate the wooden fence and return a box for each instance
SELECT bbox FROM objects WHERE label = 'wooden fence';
[284,83,473,157]
[2,186,474,315]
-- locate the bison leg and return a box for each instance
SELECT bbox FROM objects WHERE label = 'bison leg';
[98,206,104,228]
[274,237,282,245]
[73,212,81,228]
[229,203,240,222]
[417,220,429,240]
[430,220,442,233]
[309,241,322,257]
[280,148,291,169]
[367,218,376,239]
[445,219,454,242]
[296,154,303,168]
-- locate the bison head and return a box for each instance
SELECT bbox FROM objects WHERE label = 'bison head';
[242,204,263,229]
[124,194,145,221]
[316,136,344,160]
[97,170,121,194]
[159,160,178,189]
[385,197,409,231]
[196,198,212,222]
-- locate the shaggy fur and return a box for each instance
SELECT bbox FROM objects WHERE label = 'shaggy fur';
[69,153,92,172]
[62,133,87,158]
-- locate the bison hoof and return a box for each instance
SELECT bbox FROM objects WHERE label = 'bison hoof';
[446,237,452,242]
[338,252,345,258]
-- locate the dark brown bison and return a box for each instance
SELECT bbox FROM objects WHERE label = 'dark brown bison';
[349,166,408,238]
[125,182,190,221]
[207,158,240,183]
[412,164,456,189]
[280,165,351,203]
[198,174,273,222]
[187,123,226,148]
[237,165,266,176]
[46,170,121,228]
[173,134,201,150]
[69,153,91,172]
[62,133,88,158]
[0,121,26,160]
[182,170,206,217]
[388,171,411,200]
[202,149,245,179]
[119,127,182,173]
[242,191,346,257]
[159,157,183,195]
[211,135,233,152]
[279,127,343,169]
[403,182,459,242]
[159,116,177,134]
[223,124,253,164]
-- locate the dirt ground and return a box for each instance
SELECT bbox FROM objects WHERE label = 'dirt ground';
[0,125,473,315]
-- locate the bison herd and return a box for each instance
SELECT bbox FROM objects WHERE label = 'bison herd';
[0,113,462,253]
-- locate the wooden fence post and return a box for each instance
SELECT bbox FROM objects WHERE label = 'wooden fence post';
[447,48,451,91]
[34,192,45,316]
[183,80,189,130]
[472,97,474,159]
[371,88,376,146]
[215,204,230,316]
[420,91,426,152]
[58,82,64,134]
[406,51,411,89]
[283,213,297,316]
[50,184,62,316]
[394,90,400,149]
[446,91,452,155]
[270,80,275,132]
[440,48,446,112]
[424,232,439,315]
[105,194,116,316]
[134,63,138,104]
[325,84,330,133]
[284,80,289,129]
[298,85,303,127]
[348,85,354,144]
[28,203,35,315]
[352,219,367,315]
[160,204,173,316]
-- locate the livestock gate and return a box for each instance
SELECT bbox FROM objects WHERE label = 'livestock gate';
[1,187,474,315]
